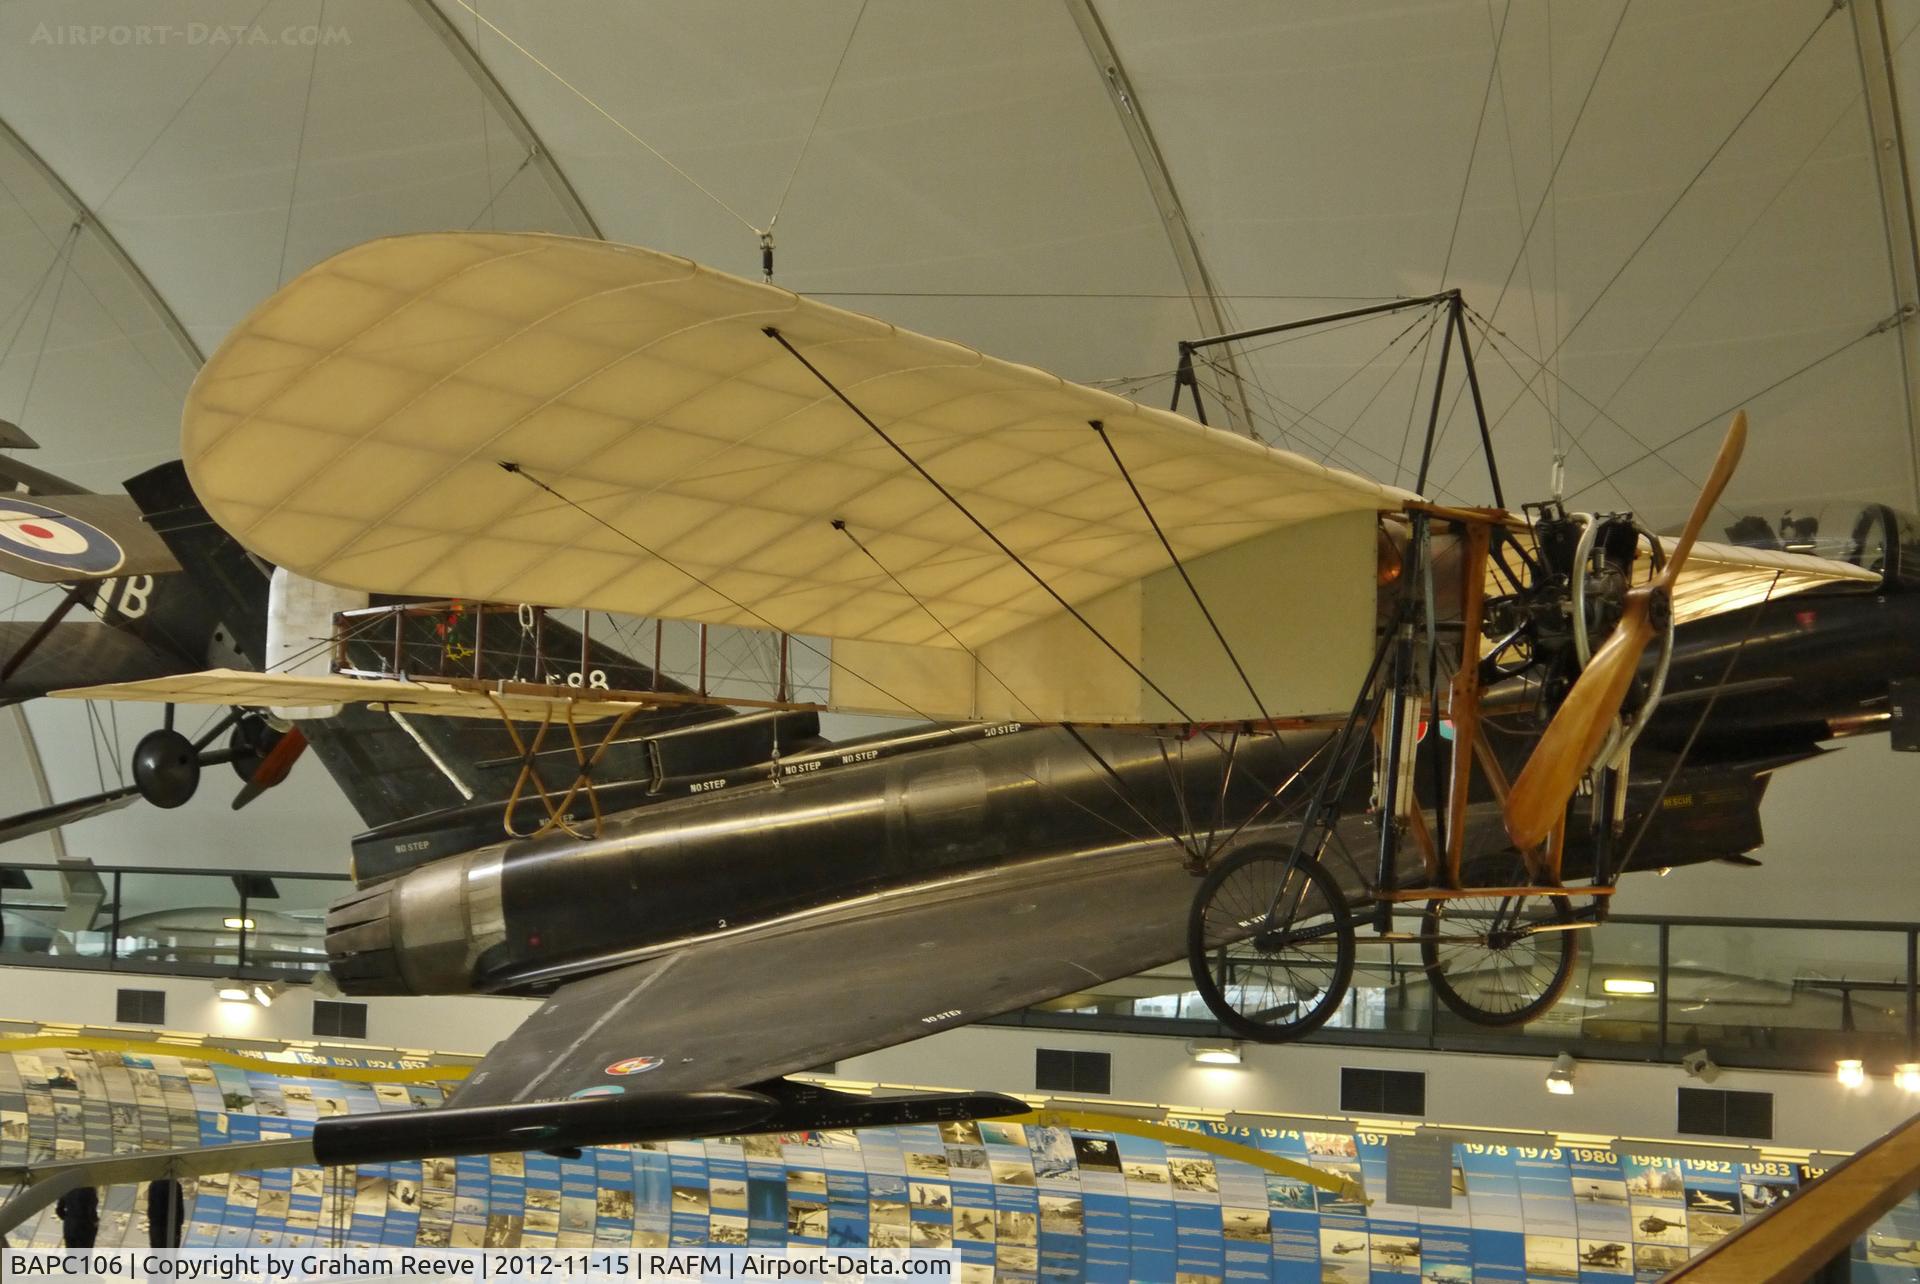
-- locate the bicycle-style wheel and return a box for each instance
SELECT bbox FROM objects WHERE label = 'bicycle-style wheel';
[1420,892,1578,1026]
[1188,846,1356,1043]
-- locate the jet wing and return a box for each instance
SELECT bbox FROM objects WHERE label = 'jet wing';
[447,843,1195,1108]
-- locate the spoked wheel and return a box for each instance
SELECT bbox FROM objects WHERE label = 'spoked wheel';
[1188,846,1356,1043]
[1420,892,1578,1026]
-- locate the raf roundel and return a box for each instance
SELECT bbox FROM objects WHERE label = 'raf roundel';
[0,499,124,576]
[603,1056,663,1077]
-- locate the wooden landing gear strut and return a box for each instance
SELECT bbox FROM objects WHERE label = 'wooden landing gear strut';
[490,693,645,840]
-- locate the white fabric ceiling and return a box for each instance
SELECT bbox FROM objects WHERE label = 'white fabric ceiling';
[1,0,1919,868]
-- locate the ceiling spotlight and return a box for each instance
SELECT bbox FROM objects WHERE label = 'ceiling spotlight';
[250,983,279,1008]
[1187,1040,1242,1066]
[1601,977,1657,996]
[1836,1059,1866,1090]
[222,916,256,931]
[1545,1053,1576,1095]
[215,985,250,1003]
[1681,1049,1721,1084]
[1895,1064,1920,1094]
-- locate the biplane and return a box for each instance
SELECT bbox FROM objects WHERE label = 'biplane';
[30,228,1902,1115]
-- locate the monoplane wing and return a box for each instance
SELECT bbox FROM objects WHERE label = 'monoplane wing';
[445,843,1195,1108]
[182,232,1410,725]
[1658,537,1876,624]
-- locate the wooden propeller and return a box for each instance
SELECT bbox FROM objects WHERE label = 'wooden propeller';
[1503,412,1748,852]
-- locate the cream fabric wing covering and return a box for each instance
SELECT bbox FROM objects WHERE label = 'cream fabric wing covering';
[183,232,1412,723]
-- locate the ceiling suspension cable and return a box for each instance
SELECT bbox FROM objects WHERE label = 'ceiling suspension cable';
[1437,0,1514,286]
[445,0,759,237]
[0,222,76,384]
[1567,318,1893,502]
[1470,2,1843,501]
[763,0,870,268]
[12,224,79,426]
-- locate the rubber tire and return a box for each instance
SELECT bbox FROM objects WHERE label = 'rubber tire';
[1187,847,1356,1044]
[1420,893,1578,1026]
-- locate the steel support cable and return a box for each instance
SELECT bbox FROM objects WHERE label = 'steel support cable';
[1468,3,1846,498]
[831,519,1183,850]
[767,0,868,231]
[275,0,327,289]
[497,462,1170,850]
[1250,308,1439,465]
[13,227,78,425]
[1526,79,1868,482]
[1180,303,1431,454]
[764,325,1217,734]
[1474,0,1635,337]
[1090,420,1274,725]
[0,224,75,370]
[1453,310,1636,512]
[444,0,759,236]
[1566,319,1891,503]
[1188,318,1456,495]
[1437,0,1516,286]
[1524,3,1843,385]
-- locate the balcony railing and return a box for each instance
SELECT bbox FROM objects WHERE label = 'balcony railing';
[0,860,348,980]
[4,859,1912,1077]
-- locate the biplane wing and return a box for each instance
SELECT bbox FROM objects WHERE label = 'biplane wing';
[48,667,667,722]
[180,231,1874,724]
[441,841,1195,1108]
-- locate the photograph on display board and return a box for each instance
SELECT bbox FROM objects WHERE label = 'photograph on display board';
[1319,1229,1368,1283]
[1523,1234,1577,1280]
[416,1225,450,1247]
[709,1217,749,1246]
[1305,1132,1358,1160]
[1867,1234,1920,1266]
[1122,1159,1170,1187]
[995,1210,1037,1246]
[1038,1195,1084,1234]
[1635,1242,1689,1275]
[997,1245,1038,1272]
[669,1186,708,1214]
[1222,1207,1270,1242]
[490,1152,524,1178]
[953,1209,996,1242]
[1071,1134,1122,1172]
[788,1168,828,1195]
[1578,1238,1632,1273]
[706,1181,745,1212]
[522,1207,558,1234]
[1575,1176,1628,1205]
[1632,1208,1687,1246]
[1740,1180,1795,1214]
[869,1222,909,1249]
[483,1216,518,1247]
[903,1150,949,1178]
[1371,1234,1421,1274]
[947,1146,987,1173]
[980,1122,1026,1149]
[1030,1127,1076,1180]
[909,1182,950,1211]
[1687,1210,1740,1245]
[1168,1157,1218,1193]
[908,1219,952,1249]
[939,1121,981,1145]
[989,1158,1036,1186]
